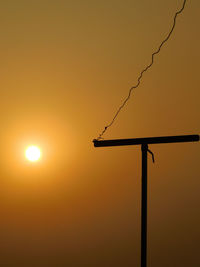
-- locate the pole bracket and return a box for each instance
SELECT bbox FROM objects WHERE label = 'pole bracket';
[147,148,155,163]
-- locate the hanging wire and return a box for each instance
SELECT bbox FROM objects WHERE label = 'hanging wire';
[96,0,187,140]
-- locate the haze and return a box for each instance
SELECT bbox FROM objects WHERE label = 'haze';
[0,0,199,266]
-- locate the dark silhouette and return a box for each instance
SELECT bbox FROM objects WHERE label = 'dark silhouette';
[97,0,187,140]
[93,134,199,267]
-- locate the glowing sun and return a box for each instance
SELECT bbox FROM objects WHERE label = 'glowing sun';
[25,145,41,162]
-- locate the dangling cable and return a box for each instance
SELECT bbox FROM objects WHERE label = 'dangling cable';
[96,0,187,140]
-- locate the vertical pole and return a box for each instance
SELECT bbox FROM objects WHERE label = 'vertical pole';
[141,144,148,267]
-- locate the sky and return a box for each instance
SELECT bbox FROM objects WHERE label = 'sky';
[0,0,199,266]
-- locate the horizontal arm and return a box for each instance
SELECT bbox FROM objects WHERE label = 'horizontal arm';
[93,135,199,147]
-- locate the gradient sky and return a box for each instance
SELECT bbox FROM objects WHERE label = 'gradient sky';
[0,0,199,266]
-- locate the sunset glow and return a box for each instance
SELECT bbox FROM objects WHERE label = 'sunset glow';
[25,146,41,162]
[1,0,199,266]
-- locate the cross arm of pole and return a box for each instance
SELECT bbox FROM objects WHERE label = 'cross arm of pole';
[93,135,199,147]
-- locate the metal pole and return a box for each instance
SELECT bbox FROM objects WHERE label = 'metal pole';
[92,134,199,267]
[141,144,148,267]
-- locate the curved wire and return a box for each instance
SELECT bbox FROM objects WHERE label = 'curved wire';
[97,0,187,140]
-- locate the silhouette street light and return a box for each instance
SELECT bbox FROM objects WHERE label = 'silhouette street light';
[93,134,199,267]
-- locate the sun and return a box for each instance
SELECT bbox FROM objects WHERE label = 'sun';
[25,145,41,162]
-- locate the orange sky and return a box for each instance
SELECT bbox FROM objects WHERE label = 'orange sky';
[0,0,199,266]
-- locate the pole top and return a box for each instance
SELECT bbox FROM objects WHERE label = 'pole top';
[93,134,199,147]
